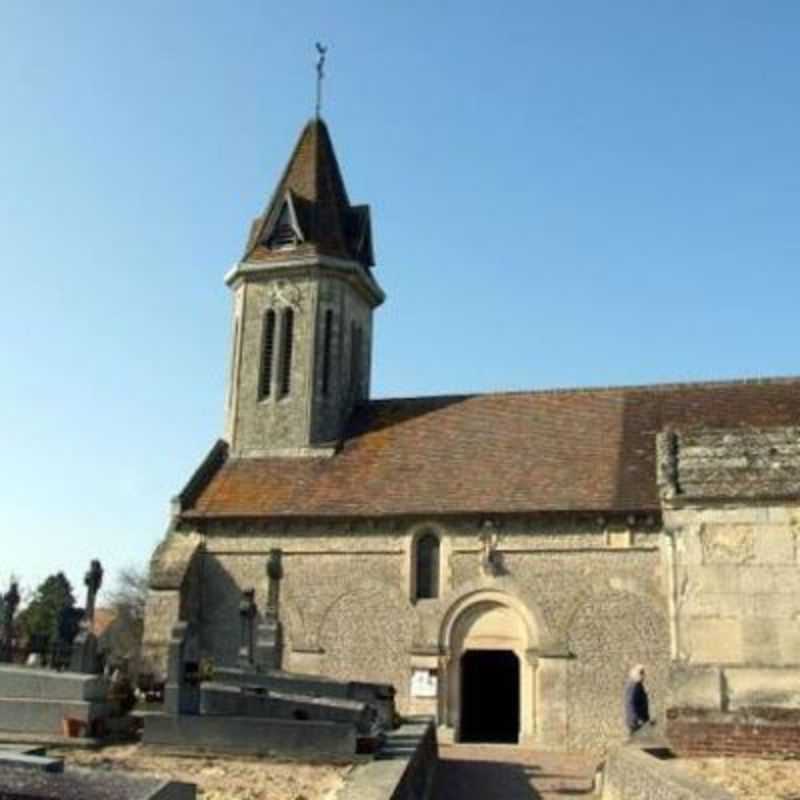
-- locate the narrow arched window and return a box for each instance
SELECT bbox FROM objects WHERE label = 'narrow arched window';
[321,309,333,397]
[227,316,241,409]
[350,323,362,398]
[279,308,294,397]
[259,310,276,399]
[415,533,440,600]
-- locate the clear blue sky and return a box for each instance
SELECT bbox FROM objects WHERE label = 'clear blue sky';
[2,1,798,600]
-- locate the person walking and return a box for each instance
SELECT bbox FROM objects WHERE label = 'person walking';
[623,664,651,735]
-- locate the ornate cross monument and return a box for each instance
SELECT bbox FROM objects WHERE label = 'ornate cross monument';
[255,549,284,670]
[70,559,104,674]
[1,582,20,662]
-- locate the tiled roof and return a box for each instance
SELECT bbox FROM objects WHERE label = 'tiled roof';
[243,118,374,267]
[182,377,800,519]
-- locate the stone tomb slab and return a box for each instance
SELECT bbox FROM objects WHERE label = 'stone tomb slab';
[198,682,374,732]
[213,667,394,727]
[0,666,111,736]
[0,763,195,800]
[143,712,356,760]
[0,699,111,736]
[0,667,107,702]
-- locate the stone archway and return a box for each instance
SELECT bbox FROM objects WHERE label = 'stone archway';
[439,590,540,745]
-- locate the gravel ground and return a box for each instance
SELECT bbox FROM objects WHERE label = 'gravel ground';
[51,744,349,800]
[678,757,800,800]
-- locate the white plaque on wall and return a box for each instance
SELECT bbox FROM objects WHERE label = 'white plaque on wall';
[410,669,438,698]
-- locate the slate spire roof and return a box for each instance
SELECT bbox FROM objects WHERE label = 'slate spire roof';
[243,118,374,267]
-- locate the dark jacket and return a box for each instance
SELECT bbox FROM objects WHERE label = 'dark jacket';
[623,679,650,732]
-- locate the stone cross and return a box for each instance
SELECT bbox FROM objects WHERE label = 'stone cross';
[1,582,20,660]
[238,588,257,666]
[83,560,103,626]
[266,549,283,618]
[255,550,284,670]
[2,582,20,635]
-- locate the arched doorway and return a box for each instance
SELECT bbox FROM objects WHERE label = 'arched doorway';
[461,649,520,742]
[440,591,537,744]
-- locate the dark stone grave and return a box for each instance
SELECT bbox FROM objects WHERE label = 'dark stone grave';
[0,760,195,799]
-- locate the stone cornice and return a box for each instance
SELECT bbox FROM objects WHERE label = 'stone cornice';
[224,256,385,308]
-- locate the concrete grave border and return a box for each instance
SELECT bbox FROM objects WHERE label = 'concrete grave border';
[335,719,437,800]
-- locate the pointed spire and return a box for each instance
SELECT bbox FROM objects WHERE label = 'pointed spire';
[244,119,374,268]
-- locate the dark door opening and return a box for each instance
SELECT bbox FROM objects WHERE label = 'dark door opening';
[460,649,520,743]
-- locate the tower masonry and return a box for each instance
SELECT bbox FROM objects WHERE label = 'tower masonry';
[224,119,384,456]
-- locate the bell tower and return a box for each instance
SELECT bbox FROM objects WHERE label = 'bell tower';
[223,119,384,457]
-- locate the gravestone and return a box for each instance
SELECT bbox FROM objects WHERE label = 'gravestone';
[70,559,103,674]
[255,549,283,670]
[52,607,84,670]
[163,622,200,715]
[237,589,256,668]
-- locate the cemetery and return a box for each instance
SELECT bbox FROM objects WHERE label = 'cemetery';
[0,558,437,800]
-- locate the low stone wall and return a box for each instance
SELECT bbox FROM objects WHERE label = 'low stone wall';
[601,747,733,800]
[668,707,800,759]
[336,720,437,800]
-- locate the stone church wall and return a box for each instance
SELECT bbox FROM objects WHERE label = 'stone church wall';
[153,515,672,752]
[658,426,800,757]
[445,523,669,751]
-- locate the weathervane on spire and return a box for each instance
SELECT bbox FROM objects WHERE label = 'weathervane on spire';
[315,42,328,119]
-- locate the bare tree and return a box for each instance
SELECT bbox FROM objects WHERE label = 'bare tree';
[103,564,149,676]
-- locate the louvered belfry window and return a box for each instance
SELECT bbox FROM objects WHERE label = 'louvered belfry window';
[268,204,296,249]
[279,308,294,397]
[350,323,362,397]
[322,309,333,397]
[259,310,276,399]
[416,533,440,600]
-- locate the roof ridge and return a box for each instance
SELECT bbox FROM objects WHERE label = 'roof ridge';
[369,373,800,404]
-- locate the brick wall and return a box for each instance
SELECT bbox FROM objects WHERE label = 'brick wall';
[667,707,800,759]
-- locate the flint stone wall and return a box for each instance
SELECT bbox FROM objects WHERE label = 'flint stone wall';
[146,514,670,749]
[229,274,373,455]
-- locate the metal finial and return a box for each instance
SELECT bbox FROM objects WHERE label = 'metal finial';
[315,42,328,118]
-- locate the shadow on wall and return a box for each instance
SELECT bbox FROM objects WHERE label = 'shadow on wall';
[199,556,253,668]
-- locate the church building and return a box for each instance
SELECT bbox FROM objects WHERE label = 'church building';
[143,118,800,754]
